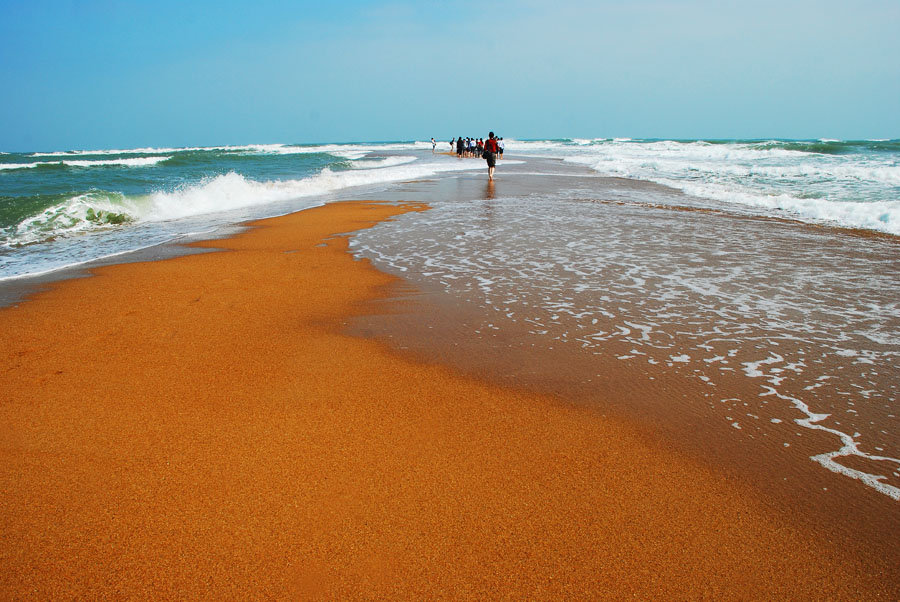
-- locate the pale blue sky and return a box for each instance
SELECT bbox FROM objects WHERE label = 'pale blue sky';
[1,0,898,151]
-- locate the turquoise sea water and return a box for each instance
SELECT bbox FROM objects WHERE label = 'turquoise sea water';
[1,138,898,280]
[0,142,476,279]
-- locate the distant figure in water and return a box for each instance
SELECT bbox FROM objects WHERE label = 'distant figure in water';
[431,137,436,152]
[483,131,499,181]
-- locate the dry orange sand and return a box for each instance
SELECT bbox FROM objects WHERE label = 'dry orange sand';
[0,202,889,599]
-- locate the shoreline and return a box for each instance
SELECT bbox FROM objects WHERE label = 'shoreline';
[347,168,900,582]
[351,261,900,573]
[1,200,895,599]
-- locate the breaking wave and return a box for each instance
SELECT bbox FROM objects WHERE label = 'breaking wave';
[0,156,171,170]
[506,138,900,236]
[1,158,480,250]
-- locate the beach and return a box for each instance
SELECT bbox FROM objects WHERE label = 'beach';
[2,194,898,599]
[5,0,899,593]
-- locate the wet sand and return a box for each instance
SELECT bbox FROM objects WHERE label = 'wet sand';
[349,163,900,585]
[0,201,895,599]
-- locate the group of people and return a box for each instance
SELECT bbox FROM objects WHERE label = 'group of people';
[448,135,504,160]
[431,133,505,181]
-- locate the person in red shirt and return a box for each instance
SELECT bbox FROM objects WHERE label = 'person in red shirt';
[483,131,499,181]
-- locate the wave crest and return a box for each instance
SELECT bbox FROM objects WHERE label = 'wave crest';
[3,191,137,247]
[0,156,170,170]
[2,158,482,248]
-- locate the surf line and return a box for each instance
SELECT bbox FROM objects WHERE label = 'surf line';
[759,384,900,501]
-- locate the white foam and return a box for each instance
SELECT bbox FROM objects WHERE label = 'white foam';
[333,151,370,160]
[0,244,143,282]
[266,142,426,157]
[29,145,235,157]
[668,184,900,236]
[64,156,171,168]
[743,354,784,379]
[0,157,171,169]
[0,163,39,170]
[138,160,481,222]
[28,143,308,157]
[762,386,900,500]
[349,156,418,169]
[505,138,900,236]
[502,139,569,154]
[7,191,135,247]
[25,141,429,158]
[2,158,482,250]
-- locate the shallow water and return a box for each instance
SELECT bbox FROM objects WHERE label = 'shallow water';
[508,138,900,235]
[351,162,900,501]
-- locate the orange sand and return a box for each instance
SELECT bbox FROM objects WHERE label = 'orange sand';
[0,202,889,599]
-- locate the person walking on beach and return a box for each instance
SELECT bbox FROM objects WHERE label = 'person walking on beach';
[498,137,505,159]
[431,137,436,152]
[483,131,499,181]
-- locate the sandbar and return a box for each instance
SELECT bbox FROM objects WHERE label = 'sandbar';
[0,201,891,599]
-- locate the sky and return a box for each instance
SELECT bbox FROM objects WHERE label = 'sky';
[1,0,898,151]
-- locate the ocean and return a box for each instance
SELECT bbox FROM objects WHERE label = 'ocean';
[2,137,899,502]
[513,138,900,232]
[1,138,898,281]
[0,141,491,280]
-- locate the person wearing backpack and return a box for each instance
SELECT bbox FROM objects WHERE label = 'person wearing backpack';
[483,132,499,181]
